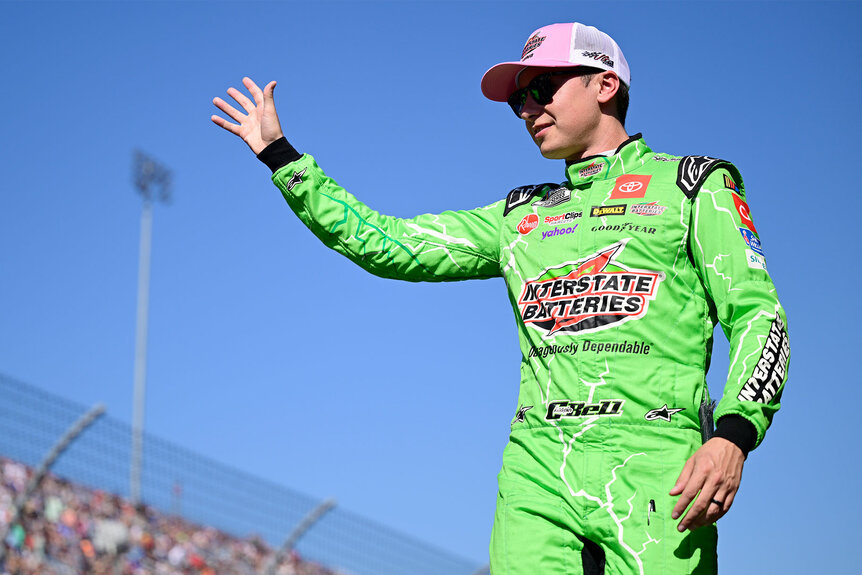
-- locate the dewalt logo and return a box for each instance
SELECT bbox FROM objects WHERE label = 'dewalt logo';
[590,205,626,217]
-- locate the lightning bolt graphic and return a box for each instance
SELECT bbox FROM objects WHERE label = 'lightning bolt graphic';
[728,304,781,388]
[693,192,743,294]
[403,219,478,249]
[400,241,465,270]
[670,196,691,283]
[603,453,652,575]
[501,230,532,285]
[551,360,658,575]
[557,360,610,498]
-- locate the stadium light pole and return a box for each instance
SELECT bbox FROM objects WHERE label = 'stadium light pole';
[130,150,172,504]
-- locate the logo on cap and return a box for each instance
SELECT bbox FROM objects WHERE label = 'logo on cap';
[581,51,615,68]
[521,33,546,61]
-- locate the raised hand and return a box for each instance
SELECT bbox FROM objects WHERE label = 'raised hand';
[211,77,284,155]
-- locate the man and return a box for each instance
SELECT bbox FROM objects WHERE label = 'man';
[212,22,788,575]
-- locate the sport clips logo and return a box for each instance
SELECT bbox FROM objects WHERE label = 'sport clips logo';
[518,240,664,336]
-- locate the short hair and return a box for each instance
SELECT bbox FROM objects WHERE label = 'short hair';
[579,67,629,126]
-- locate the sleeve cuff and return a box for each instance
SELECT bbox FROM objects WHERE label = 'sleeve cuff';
[713,415,758,458]
[257,137,301,173]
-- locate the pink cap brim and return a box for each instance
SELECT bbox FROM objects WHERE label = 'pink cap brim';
[481,59,583,102]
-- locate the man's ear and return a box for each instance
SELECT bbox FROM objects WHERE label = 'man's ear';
[596,72,620,105]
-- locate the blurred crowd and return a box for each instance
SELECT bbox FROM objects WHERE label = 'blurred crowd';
[0,457,339,575]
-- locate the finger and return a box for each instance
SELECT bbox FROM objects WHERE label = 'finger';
[213,97,247,124]
[210,114,241,136]
[671,466,706,521]
[679,475,722,531]
[709,487,731,517]
[227,86,256,114]
[687,488,729,530]
[723,488,737,510]
[244,76,264,106]
[669,457,695,496]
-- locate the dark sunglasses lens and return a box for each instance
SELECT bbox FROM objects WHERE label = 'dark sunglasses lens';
[507,89,527,116]
[530,75,553,105]
[508,74,556,116]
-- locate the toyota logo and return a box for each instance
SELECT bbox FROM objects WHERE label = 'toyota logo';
[618,181,643,194]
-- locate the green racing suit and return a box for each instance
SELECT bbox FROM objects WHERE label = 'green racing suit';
[257,134,789,575]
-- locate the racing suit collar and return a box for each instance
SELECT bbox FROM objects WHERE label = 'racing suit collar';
[565,133,649,185]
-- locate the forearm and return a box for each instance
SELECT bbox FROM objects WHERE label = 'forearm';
[260,140,503,282]
[691,169,790,452]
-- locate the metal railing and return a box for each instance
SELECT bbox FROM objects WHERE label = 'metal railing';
[0,372,483,575]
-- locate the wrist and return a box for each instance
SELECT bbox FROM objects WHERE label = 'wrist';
[713,415,757,458]
[257,137,301,173]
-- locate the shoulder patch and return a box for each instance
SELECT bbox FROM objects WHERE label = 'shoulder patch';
[676,156,736,200]
[503,183,557,216]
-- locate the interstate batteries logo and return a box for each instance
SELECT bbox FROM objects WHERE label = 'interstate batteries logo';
[518,240,665,336]
[521,33,546,60]
[631,202,667,216]
[578,162,603,178]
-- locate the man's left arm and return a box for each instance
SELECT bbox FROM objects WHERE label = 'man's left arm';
[670,167,790,531]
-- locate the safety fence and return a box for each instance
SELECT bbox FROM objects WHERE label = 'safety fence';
[0,373,486,575]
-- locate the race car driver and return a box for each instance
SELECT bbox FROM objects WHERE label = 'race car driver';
[212,22,789,575]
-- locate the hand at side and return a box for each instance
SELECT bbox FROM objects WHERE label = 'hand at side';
[669,437,745,531]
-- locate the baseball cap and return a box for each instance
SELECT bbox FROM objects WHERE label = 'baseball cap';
[481,23,630,102]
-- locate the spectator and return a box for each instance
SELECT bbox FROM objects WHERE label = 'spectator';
[0,457,337,575]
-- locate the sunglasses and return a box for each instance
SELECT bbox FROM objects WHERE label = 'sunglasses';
[507,70,581,117]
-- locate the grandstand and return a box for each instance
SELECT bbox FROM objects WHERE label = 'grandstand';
[0,373,486,575]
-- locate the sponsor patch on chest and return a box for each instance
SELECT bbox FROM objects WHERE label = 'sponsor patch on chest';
[533,187,572,208]
[610,174,651,200]
[518,240,664,337]
[630,202,666,216]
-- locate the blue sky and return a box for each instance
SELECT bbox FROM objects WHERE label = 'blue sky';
[1,1,860,571]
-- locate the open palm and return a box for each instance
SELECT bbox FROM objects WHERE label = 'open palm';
[211,77,283,155]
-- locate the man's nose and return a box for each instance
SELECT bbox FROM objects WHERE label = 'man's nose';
[520,93,543,120]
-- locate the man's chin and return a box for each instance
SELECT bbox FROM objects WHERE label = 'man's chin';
[538,146,570,161]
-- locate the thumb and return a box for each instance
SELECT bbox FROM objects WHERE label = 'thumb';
[264,80,277,101]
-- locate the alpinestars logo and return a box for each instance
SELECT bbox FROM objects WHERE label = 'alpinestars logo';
[286,167,307,191]
[514,405,533,422]
[518,241,664,336]
[644,404,684,422]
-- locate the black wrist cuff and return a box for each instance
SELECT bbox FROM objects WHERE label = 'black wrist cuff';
[257,137,301,173]
[713,415,757,458]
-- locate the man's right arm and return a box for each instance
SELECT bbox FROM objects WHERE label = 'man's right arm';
[212,78,502,282]
[260,138,502,281]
